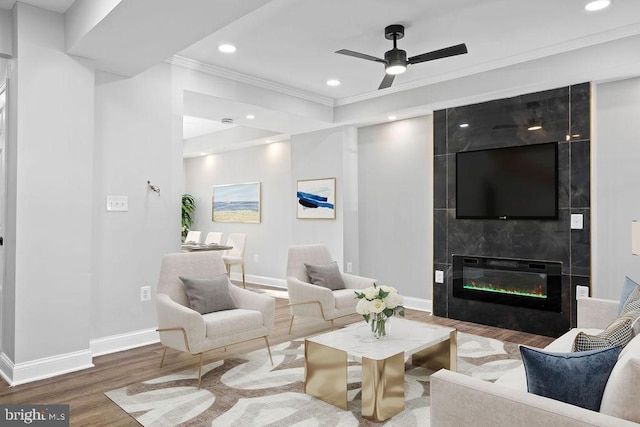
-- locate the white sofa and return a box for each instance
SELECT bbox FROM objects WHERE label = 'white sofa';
[431,297,640,427]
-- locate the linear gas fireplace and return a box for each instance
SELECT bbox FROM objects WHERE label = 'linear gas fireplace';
[453,255,562,313]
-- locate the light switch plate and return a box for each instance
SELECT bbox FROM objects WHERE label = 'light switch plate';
[435,270,444,283]
[106,196,128,212]
[571,213,583,230]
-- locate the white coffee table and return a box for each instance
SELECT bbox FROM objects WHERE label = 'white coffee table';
[304,318,457,422]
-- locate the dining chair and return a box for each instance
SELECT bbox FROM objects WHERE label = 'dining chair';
[184,230,202,244]
[156,251,275,388]
[204,231,223,245]
[223,233,247,288]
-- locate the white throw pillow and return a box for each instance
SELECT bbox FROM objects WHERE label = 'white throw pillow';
[600,335,640,422]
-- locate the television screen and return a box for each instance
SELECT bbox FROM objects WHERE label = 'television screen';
[456,142,558,219]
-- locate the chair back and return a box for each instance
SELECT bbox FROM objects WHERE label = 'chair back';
[205,231,223,244]
[184,230,202,244]
[157,252,228,307]
[224,233,246,257]
[286,244,334,282]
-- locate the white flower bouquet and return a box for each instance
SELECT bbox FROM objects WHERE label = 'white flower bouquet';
[354,284,405,338]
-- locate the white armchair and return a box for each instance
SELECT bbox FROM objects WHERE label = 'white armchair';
[286,244,376,334]
[156,251,275,387]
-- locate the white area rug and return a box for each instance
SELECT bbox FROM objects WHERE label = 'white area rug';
[106,333,522,426]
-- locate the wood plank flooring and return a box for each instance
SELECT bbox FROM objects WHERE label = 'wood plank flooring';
[0,284,555,426]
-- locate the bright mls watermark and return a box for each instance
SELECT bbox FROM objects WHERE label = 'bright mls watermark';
[1,405,69,426]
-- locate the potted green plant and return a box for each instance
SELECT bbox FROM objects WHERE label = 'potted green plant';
[181,193,196,241]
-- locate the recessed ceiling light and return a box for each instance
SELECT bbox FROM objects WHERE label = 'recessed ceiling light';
[459,123,469,128]
[246,114,255,119]
[585,0,611,11]
[200,152,207,156]
[326,79,341,86]
[265,140,272,144]
[218,44,237,53]
[388,115,397,121]
[528,125,542,131]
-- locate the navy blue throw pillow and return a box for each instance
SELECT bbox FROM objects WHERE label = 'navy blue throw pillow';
[520,345,622,411]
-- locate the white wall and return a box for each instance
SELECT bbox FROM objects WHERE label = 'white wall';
[0,9,11,58]
[358,116,434,302]
[91,63,182,342]
[290,127,356,266]
[593,76,640,300]
[3,3,94,379]
[184,141,292,284]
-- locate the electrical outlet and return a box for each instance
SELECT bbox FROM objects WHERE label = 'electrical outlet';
[435,270,444,283]
[576,285,589,300]
[140,286,151,302]
[346,262,353,273]
[571,213,584,230]
[254,254,259,263]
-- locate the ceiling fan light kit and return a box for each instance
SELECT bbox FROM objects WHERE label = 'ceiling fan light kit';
[336,24,468,90]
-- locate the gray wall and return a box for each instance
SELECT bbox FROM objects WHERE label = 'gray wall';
[358,116,434,301]
[185,141,292,283]
[593,76,640,300]
[183,119,435,309]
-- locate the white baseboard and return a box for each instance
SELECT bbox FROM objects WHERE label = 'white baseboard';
[400,296,432,313]
[5,349,94,386]
[0,352,14,385]
[232,272,286,289]
[90,328,160,357]
[236,272,432,312]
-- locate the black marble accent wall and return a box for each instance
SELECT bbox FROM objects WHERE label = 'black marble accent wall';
[433,83,591,337]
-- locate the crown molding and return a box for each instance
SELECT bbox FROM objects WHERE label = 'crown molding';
[166,56,335,107]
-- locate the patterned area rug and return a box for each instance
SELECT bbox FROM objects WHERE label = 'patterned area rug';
[105,333,523,426]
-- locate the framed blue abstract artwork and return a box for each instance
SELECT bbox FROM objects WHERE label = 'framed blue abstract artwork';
[296,178,336,219]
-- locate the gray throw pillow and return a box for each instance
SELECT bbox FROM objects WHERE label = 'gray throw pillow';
[520,345,622,412]
[618,276,640,315]
[179,275,237,314]
[304,261,345,290]
[573,315,635,352]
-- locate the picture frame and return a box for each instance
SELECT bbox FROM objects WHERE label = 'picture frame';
[296,177,336,219]
[212,182,261,223]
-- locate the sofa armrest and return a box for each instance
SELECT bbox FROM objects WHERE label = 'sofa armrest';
[229,285,276,333]
[341,273,376,290]
[156,293,205,353]
[577,297,619,329]
[431,369,637,427]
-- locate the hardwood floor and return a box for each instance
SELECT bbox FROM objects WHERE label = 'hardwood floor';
[0,284,555,426]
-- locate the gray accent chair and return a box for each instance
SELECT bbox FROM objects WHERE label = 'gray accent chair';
[156,251,274,387]
[286,244,376,334]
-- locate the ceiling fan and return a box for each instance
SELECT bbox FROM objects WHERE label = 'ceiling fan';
[336,24,468,90]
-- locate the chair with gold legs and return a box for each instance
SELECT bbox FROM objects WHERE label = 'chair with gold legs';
[156,251,275,388]
[223,233,247,288]
[286,244,377,334]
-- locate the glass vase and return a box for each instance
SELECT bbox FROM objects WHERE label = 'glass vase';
[369,313,390,339]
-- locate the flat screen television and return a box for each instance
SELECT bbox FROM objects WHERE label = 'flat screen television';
[456,142,558,219]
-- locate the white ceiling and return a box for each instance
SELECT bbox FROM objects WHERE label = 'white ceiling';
[0,0,74,13]
[4,0,640,155]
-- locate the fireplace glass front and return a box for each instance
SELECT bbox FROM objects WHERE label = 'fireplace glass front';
[453,256,562,312]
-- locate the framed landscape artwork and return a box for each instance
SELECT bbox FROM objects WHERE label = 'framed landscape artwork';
[212,182,261,223]
[296,178,336,219]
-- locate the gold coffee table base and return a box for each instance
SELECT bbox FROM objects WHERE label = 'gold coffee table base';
[305,329,457,422]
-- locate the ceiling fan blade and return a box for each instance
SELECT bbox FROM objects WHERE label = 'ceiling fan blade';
[408,43,468,64]
[378,73,396,90]
[336,49,386,64]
